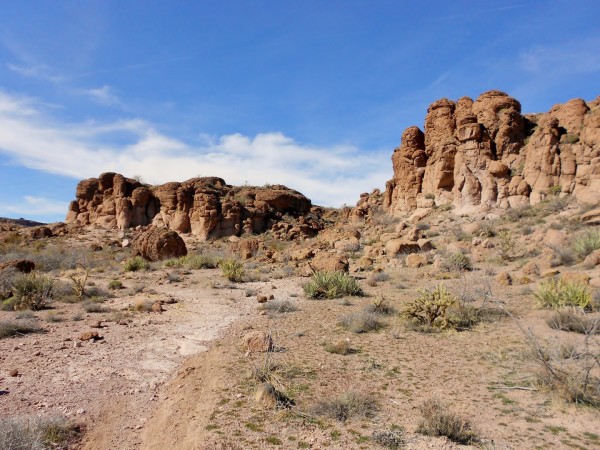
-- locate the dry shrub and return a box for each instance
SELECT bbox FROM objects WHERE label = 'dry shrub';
[339,310,382,333]
[259,300,298,314]
[366,295,395,315]
[525,325,600,407]
[0,414,80,450]
[311,390,377,422]
[417,399,477,445]
[547,308,599,335]
[0,320,43,339]
[133,300,154,312]
[371,428,405,449]
[324,340,357,355]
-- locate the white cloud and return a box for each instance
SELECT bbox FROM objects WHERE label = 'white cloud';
[0,91,391,208]
[81,85,120,105]
[0,196,69,218]
[6,63,66,84]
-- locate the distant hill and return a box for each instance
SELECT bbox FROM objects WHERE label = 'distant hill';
[0,217,47,227]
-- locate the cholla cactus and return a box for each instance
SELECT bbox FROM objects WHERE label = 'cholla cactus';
[403,283,457,329]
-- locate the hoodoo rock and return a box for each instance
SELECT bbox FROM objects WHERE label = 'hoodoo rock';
[66,175,321,240]
[375,91,600,217]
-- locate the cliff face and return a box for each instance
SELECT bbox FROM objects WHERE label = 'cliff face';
[66,173,322,240]
[382,90,600,215]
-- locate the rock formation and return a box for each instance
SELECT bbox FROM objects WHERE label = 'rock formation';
[66,174,323,240]
[376,90,600,216]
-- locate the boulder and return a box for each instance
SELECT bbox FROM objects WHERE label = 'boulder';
[405,253,427,268]
[132,227,187,261]
[385,239,420,256]
[0,260,35,274]
[310,252,349,273]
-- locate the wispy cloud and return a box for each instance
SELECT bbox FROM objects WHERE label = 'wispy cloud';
[0,196,69,218]
[518,37,600,75]
[79,85,120,106]
[6,63,67,84]
[0,91,390,207]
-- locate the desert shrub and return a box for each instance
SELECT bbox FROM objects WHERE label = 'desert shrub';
[133,300,154,312]
[371,428,405,449]
[563,133,580,144]
[67,263,90,299]
[548,244,576,266]
[417,399,477,444]
[0,320,42,339]
[324,340,356,355]
[81,300,108,313]
[478,221,497,238]
[497,230,515,260]
[12,273,55,310]
[403,283,456,330]
[303,271,363,299]
[366,296,395,315]
[123,256,149,272]
[339,311,382,333]
[219,259,244,282]
[259,300,298,313]
[0,414,80,449]
[311,391,377,422]
[108,280,123,290]
[440,253,472,272]
[449,303,507,331]
[573,228,600,260]
[526,328,600,406]
[534,278,591,310]
[547,309,599,334]
[164,254,217,270]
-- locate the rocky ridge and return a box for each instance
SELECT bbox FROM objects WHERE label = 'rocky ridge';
[65,174,324,240]
[354,90,600,219]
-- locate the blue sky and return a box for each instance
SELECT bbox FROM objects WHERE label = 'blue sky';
[1,1,599,222]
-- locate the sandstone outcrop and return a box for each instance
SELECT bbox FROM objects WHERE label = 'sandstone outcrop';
[373,91,600,217]
[66,174,321,240]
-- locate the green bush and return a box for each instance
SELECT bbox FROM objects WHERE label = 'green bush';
[123,256,150,272]
[164,254,217,270]
[441,253,473,272]
[219,259,244,282]
[12,273,55,310]
[108,280,123,290]
[403,283,456,330]
[534,278,591,310]
[573,228,600,260]
[303,271,363,299]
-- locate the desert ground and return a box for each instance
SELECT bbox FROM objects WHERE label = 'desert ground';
[2,196,600,450]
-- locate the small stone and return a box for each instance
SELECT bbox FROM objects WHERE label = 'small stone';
[8,369,19,377]
[78,331,103,341]
[76,408,85,415]
[496,271,512,286]
[243,331,273,353]
[151,301,164,312]
[256,295,268,304]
